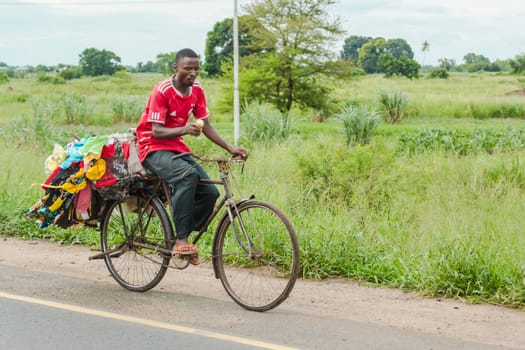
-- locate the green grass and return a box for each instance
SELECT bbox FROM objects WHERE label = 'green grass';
[1,72,525,308]
[332,73,525,119]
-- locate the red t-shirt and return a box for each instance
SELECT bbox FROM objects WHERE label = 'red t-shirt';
[136,76,209,162]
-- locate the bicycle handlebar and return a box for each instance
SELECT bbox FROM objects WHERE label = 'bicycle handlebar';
[191,154,246,163]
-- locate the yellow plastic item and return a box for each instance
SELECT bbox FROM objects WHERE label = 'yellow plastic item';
[86,158,106,181]
[48,196,65,212]
[61,179,87,194]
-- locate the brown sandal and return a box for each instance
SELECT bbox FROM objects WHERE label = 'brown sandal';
[188,254,201,265]
[172,244,199,256]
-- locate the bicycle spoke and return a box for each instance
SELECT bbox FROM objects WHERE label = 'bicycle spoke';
[216,201,299,311]
[101,195,173,292]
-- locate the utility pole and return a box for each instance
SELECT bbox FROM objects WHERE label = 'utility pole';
[233,0,240,146]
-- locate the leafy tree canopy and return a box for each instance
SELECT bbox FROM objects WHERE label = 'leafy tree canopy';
[509,54,525,75]
[463,52,490,65]
[155,52,176,75]
[79,48,122,76]
[341,35,372,63]
[358,38,387,74]
[242,0,345,116]
[384,38,414,59]
[357,37,419,77]
[204,15,270,77]
[378,53,420,79]
[438,57,456,71]
[135,60,158,73]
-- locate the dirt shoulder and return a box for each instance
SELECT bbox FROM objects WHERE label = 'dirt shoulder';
[1,235,524,349]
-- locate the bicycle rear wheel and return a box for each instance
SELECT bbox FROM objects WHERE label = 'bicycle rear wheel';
[214,200,300,311]
[100,194,173,292]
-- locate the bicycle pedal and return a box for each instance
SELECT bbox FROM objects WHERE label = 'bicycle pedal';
[171,254,190,269]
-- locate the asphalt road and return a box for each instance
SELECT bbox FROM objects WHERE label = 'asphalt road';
[1,237,524,350]
[0,287,259,350]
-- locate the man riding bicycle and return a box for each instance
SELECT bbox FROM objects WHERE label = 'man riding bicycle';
[135,48,247,265]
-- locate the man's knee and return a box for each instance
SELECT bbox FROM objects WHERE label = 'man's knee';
[204,185,220,203]
[210,186,220,200]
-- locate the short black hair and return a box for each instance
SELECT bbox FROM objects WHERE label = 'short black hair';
[175,48,199,63]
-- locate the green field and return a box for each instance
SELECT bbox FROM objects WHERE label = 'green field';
[1,72,525,308]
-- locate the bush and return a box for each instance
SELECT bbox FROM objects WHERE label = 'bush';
[59,67,83,80]
[428,68,449,79]
[295,142,392,207]
[36,73,65,85]
[0,71,9,84]
[337,104,381,145]
[37,73,53,83]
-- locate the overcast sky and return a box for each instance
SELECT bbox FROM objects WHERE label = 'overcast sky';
[0,0,523,67]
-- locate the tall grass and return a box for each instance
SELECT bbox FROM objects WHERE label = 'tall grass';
[293,143,525,305]
[241,100,291,142]
[110,96,145,123]
[378,90,408,123]
[61,93,93,124]
[332,73,525,120]
[337,104,381,145]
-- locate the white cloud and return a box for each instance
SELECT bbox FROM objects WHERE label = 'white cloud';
[16,0,232,22]
[0,0,523,66]
[334,0,524,64]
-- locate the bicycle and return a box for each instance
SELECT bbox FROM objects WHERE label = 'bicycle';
[89,154,300,312]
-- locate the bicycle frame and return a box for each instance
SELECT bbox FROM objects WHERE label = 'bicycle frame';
[90,156,252,263]
[191,159,254,244]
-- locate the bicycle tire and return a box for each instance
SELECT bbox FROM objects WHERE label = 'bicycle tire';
[100,193,173,292]
[214,200,300,311]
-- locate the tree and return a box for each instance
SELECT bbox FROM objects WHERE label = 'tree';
[421,40,430,66]
[155,52,176,75]
[378,54,420,79]
[341,35,372,63]
[35,65,52,73]
[358,38,386,74]
[384,38,414,59]
[462,52,490,72]
[242,0,345,117]
[358,37,417,75]
[203,15,270,77]
[79,48,122,76]
[135,60,158,73]
[438,57,456,71]
[463,53,489,65]
[509,54,525,74]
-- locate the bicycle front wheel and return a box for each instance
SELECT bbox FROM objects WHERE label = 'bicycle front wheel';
[100,194,173,292]
[214,200,300,311]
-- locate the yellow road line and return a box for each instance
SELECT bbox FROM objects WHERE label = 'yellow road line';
[0,291,298,350]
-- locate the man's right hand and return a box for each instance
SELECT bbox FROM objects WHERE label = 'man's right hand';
[186,124,202,137]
